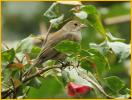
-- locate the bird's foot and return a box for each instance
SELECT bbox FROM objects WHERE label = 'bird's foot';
[58,60,70,70]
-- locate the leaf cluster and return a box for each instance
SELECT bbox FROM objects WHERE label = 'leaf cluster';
[2,2,130,99]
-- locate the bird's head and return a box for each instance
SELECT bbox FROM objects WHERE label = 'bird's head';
[62,20,87,33]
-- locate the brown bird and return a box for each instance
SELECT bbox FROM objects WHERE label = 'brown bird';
[24,20,87,75]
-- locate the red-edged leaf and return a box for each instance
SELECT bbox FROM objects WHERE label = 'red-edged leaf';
[67,82,92,96]
[8,63,24,69]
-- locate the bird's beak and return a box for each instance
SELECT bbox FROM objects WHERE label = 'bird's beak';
[80,24,87,28]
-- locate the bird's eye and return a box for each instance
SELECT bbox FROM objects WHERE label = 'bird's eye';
[74,23,78,26]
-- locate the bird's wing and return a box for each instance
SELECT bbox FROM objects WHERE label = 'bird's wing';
[34,31,80,66]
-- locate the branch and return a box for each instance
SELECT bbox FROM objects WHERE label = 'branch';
[22,66,61,83]
[2,60,70,99]
[23,61,70,82]
[10,78,16,98]
[2,66,61,99]
[42,23,52,47]
[104,14,130,25]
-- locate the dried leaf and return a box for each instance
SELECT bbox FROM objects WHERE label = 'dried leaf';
[8,63,24,69]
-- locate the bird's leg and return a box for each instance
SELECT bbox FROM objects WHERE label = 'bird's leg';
[35,67,43,77]
[68,61,80,70]
[57,60,70,70]
[76,61,80,68]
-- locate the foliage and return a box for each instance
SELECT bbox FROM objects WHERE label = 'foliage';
[2,1,130,99]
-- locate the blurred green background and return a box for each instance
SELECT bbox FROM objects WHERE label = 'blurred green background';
[2,1,131,98]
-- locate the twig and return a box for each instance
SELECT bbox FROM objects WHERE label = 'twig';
[20,54,26,63]
[104,14,130,25]
[2,89,12,99]
[2,42,10,49]
[22,66,61,83]
[2,66,61,99]
[20,70,23,81]
[42,23,52,47]
[76,61,80,68]
[25,87,30,96]
[10,78,16,98]
[2,61,69,99]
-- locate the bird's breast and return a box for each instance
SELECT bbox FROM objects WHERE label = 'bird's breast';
[68,31,82,42]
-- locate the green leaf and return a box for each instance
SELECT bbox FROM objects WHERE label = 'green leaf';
[2,68,12,83]
[80,60,93,72]
[81,5,106,35]
[116,94,130,99]
[104,76,125,93]
[81,5,97,14]
[2,48,15,65]
[79,49,94,57]
[116,88,130,98]
[94,57,107,77]
[87,15,106,36]
[29,46,41,59]
[16,52,25,63]
[50,14,64,28]
[44,2,60,19]
[27,77,42,89]
[11,69,20,79]
[90,38,130,63]
[78,47,109,77]
[27,77,63,98]
[89,41,110,56]
[79,49,95,72]
[106,32,125,42]
[62,67,93,88]
[16,35,34,53]
[55,40,80,55]
[90,40,130,63]
[88,49,110,76]
[107,42,130,62]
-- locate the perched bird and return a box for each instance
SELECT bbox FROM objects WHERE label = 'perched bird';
[24,20,87,75]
